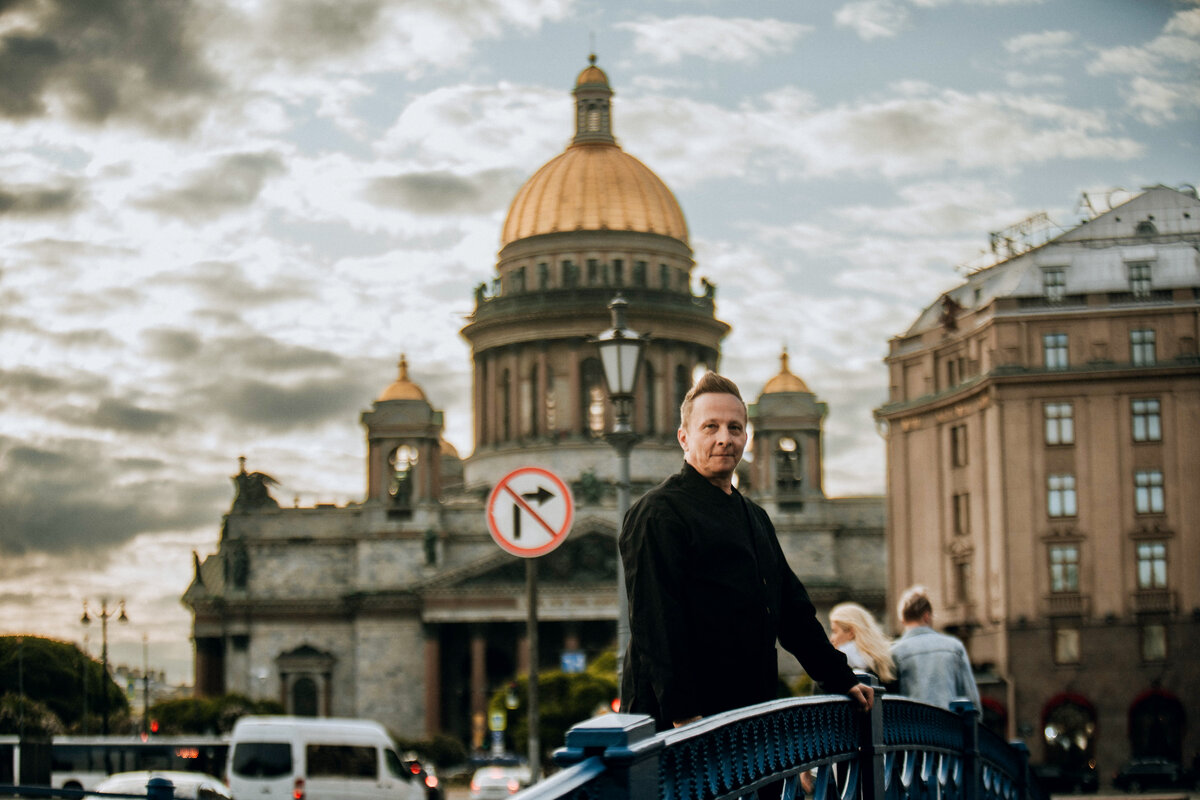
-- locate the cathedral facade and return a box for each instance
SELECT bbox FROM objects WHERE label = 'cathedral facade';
[184,58,885,748]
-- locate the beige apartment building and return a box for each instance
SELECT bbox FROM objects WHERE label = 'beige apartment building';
[875,185,1200,785]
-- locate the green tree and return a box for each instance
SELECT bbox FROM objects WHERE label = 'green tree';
[0,693,65,737]
[0,636,126,731]
[149,694,284,735]
[489,652,618,761]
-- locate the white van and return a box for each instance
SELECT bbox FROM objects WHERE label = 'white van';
[226,717,423,800]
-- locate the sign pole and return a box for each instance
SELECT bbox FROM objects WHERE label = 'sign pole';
[526,558,540,782]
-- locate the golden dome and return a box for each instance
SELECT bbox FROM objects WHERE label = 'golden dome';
[440,438,460,458]
[762,349,811,394]
[499,57,689,249]
[501,145,688,247]
[576,54,608,87]
[378,354,428,402]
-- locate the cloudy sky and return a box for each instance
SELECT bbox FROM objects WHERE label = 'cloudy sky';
[2,0,1197,685]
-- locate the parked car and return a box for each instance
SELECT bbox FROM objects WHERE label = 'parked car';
[226,716,424,800]
[401,753,442,800]
[1112,758,1186,792]
[1032,762,1098,794]
[469,764,531,800]
[87,771,232,800]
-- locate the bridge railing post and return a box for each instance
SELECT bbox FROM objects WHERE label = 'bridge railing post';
[1007,740,1033,800]
[951,701,980,800]
[146,776,175,800]
[555,713,660,800]
[856,679,885,800]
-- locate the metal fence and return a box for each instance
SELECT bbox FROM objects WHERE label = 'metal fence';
[521,694,1038,800]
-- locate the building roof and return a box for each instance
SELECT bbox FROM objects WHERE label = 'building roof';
[499,57,689,248]
[902,185,1200,337]
[762,348,811,394]
[378,354,428,402]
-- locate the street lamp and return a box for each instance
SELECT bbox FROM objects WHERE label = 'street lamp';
[82,598,128,735]
[595,294,647,695]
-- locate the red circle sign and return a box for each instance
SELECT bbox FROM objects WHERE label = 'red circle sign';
[486,467,574,557]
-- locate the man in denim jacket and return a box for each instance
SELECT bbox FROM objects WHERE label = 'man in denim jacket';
[890,585,980,710]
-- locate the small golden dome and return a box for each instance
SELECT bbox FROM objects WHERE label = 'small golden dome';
[501,144,688,247]
[762,349,810,394]
[576,54,608,87]
[440,438,460,458]
[378,354,428,402]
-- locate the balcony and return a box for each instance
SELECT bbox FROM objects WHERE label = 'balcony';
[1132,588,1175,614]
[1042,592,1089,618]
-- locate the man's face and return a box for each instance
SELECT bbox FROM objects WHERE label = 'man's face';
[678,392,747,486]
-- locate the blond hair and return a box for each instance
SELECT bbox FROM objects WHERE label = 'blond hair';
[679,372,745,428]
[898,585,934,624]
[830,602,896,682]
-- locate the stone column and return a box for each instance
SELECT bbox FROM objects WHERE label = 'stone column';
[470,628,487,749]
[424,628,441,736]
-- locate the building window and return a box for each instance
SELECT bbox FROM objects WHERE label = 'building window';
[1043,268,1066,302]
[1128,262,1152,297]
[1130,329,1156,366]
[953,493,970,535]
[1044,402,1074,445]
[1048,474,1077,518]
[613,259,624,286]
[587,258,601,285]
[1140,624,1167,661]
[633,261,647,286]
[660,263,671,290]
[1053,628,1080,664]
[562,260,578,287]
[511,266,526,293]
[1132,398,1162,442]
[954,560,971,604]
[1135,469,1164,514]
[1043,333,1069,369]
[1049,544,1079,592]
[951,424,968,467]
[1136,541,1167,589]
[537,262,549,289]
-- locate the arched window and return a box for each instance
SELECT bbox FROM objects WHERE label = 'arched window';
[388,445,418,509]
[580,358,606,437]
[776,436,802,492]
[674,365,691,427]
[500,369,511,441]
[1129,690,1184,762]
[1042,695,1096,772]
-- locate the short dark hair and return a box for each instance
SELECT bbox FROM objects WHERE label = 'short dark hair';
[679,372,745,428]
[898,585,934,624]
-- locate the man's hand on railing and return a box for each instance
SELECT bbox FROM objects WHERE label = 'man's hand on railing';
[672,715,702,727]
[848,682,875,711]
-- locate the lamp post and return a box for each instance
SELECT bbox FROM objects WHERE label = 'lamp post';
[595,294,647,695]
[82,598,128,735]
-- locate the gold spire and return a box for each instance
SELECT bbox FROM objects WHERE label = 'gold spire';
[762,347,811,394]
[378,354,429,402]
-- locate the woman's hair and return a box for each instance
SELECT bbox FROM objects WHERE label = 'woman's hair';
[830,602,896,682]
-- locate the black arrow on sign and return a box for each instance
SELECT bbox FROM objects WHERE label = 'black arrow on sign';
[521,486,555,505]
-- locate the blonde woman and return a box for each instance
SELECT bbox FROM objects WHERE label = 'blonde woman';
[829,602,895,683]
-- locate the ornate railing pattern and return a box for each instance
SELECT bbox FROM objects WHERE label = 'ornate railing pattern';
[524,694,1038,800]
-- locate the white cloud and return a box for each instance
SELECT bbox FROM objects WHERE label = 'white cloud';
[1003,30,1076,58]
[834,0,910,40]
[617,15,813,63]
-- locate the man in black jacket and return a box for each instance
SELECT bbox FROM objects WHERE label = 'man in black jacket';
[620,372,874,729]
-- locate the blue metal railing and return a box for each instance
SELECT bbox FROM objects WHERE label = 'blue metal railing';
[520,694,1039,800]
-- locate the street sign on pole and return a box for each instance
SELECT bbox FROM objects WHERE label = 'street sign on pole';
[486,467,574,557]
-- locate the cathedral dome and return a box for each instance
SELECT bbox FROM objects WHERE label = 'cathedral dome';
[499,56,689,249]
[762,349,811,394]
[378,354,428,402]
